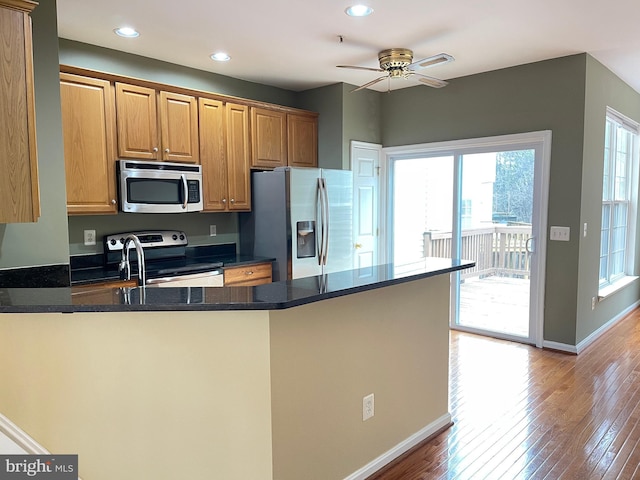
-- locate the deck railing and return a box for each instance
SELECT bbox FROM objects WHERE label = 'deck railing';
[423,225,532,279]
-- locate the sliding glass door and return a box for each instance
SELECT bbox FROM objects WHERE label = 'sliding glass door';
[455,149,535,339]
[387,132,550,346]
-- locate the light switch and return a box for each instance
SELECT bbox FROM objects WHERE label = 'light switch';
[550,226,570,241]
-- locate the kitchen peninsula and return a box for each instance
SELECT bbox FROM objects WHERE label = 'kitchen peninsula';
[0,258,472,480]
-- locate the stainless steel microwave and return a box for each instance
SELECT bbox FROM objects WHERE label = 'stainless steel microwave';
[117,160,203,213]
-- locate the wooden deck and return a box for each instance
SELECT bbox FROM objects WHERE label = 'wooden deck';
[459,274,530,337]
[369,309,640,479]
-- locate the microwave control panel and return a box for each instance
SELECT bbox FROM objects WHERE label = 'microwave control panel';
[187,180,201,203]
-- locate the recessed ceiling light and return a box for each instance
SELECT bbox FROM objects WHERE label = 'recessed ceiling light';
[345,5,374,17]
[210,52,231,62]
[113,27,139,38]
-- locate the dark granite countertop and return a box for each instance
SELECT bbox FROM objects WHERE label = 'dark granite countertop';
[0,258,474,313]
[70,253,275,285]
[70,242,275,286]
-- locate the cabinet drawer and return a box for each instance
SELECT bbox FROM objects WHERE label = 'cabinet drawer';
[71,279,138,305]
[224,262,272,286]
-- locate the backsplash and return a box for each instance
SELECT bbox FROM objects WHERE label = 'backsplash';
[67,212,239,256]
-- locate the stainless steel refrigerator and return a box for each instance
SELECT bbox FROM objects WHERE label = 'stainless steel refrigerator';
[240,167,353,281]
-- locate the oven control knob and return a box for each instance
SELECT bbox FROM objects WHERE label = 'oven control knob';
[119,237,125,244]
[179,234,185,241]
[172,234,178,241]
[110,239,117,246]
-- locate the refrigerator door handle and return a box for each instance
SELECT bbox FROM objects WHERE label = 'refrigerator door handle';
[322,178,330,266]
[316,178,325,265]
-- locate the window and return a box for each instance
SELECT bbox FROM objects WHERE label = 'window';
[600,108,639,289]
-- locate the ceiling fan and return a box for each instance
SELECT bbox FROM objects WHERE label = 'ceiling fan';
[337,48,454,92]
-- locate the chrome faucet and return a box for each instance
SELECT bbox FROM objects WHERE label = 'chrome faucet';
[119,234,146,286]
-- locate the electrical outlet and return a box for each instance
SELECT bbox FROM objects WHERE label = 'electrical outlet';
[83,229,96,246]
[363,393,374,421]
[209,225,217,237]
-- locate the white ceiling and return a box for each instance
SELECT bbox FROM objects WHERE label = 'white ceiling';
[56,0,640,94]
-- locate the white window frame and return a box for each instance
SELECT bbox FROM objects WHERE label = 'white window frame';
[599,107,640,295]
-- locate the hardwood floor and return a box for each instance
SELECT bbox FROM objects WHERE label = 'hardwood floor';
[368,309,640,480]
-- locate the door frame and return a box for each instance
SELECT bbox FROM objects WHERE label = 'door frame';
[383,131,551,347]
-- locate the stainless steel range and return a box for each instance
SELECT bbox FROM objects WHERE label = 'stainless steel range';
[104,230,224,287]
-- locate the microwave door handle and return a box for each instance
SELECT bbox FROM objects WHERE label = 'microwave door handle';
[181,174,188,209]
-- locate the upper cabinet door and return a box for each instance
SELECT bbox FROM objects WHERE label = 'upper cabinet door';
[250,107,287,169]
[199,98,227,211]
[61,74,118,215]
[287,114,318,168]
[0,0,40,223]
[226,103,251,211]
[115,83,159,160]
[159,91,199,163]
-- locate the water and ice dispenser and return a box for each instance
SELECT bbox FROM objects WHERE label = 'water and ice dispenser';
[296,221,316,258]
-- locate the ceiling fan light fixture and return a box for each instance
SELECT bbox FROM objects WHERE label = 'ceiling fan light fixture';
[113,27,139,38]
[210,52,231,62]
[345,5,374,17]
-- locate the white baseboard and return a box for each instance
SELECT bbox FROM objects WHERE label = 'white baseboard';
[0,412,83,480]
[575,300,640,354]
[0,412,49,455]
[542,301,640,355]
[542,340,578,354]
[343,413,452,480]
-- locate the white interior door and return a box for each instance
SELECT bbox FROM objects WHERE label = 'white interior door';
[351,141,381,276]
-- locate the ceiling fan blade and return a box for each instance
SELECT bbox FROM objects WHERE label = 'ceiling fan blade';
[337,65,385,73]
[414,73,449,88]
[351,75,388,92]
[408,53,454,70]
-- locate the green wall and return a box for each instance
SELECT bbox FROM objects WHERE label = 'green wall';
[576,56,640,344]
[0,0,69,269]
[297,83,344,169]
[297,82,382,170]
[58,39,298,108]
[342,84,382,168]
[381,55,589,345]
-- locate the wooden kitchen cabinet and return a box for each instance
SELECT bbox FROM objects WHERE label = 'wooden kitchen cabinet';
[251,107,287,169]
[0,0,40,223]
[287,113,318,168]
[224,262,272,286]
[199,99,251,211]
[60,73,118,215]
[226,103,251,210]
[115,83,199,163]
[159,91,199,163]
[71,279,138,305]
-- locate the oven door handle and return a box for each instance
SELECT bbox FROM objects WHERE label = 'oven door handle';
[181,174,188,209]
[146,269,223,285]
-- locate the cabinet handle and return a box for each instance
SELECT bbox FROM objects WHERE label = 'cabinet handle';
[111,199,116,205]
[153,147,159,153]
[245,270,254,276]
[222,198,227,204]
[230,198,235,204]
[165,148,170,153]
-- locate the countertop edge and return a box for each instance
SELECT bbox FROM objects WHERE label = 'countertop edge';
[0,260,474,313]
